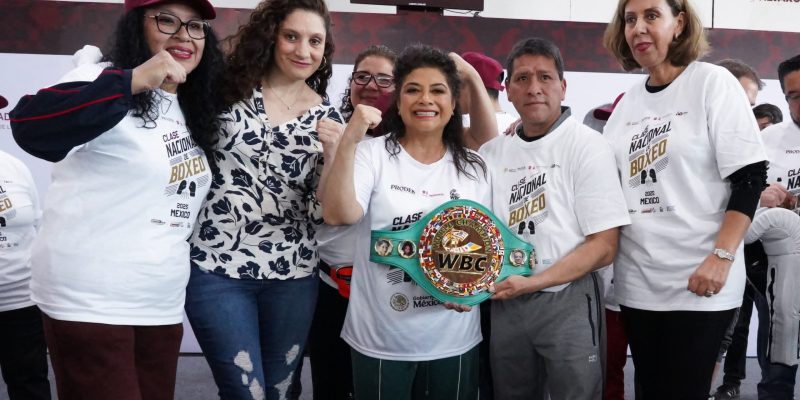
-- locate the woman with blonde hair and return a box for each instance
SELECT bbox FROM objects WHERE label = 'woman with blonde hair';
[602,0,767,398]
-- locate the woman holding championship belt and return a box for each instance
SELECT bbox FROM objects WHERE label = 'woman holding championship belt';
[603,0,767,397]
[322,44,496,400]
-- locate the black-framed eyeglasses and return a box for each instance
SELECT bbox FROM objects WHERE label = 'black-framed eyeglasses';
[148,12,209,40]
[352,71,394,88]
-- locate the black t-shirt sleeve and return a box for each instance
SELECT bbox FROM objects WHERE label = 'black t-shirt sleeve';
[726,160,768,219]
[10,68,133,162]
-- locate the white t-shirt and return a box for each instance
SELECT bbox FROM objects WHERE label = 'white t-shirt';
[604,61,767,311]
[30,64,211,325]
[0,151,41,312]
[480,115,630,292]
[762,121,800,196]
[316,135,377,289]
[341,136,489,361]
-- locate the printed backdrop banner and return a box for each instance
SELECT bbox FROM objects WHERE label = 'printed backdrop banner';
[0,51,788,354]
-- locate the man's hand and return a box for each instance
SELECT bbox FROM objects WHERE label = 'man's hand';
[490,275,538,300]
[760,183,795,209]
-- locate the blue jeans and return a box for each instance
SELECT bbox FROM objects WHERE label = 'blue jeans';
[185,266,318,400]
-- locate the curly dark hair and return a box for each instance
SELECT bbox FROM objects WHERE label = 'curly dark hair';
[219,0,334,107]
[103,7,223,158]
[339,45,397,122]
[382,44,486,180]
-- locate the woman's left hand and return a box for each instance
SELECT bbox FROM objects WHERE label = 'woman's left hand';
[687,254,732,297]
[317,118,344,157]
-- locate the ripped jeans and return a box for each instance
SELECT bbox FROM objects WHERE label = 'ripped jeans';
[185,266,318,400]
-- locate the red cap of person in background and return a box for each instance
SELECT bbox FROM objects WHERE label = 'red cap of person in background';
[125,0,216,19]
[462,52,505,91]
[593,93,624,121]
[0,95,8,109]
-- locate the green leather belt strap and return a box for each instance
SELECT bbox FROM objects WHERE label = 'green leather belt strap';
[370,199,534,306]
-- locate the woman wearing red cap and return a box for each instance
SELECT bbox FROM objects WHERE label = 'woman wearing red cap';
[9,0,222,398]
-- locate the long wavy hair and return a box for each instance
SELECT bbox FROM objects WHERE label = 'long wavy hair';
[382,44,486,180]
[219,0,334,107]
[339,45,397,123]
[103,7,223,157]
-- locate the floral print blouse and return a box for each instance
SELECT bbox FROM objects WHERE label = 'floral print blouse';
[190,86,342,280]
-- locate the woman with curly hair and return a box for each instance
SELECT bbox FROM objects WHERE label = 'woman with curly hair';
[185,0,342,398]
[323,44,494,400]
[9,0,222,398]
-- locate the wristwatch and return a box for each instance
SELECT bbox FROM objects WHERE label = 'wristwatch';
[712,248,735,262]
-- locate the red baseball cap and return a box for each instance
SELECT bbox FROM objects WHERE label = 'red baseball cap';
[125,0,216,19]
[462,52,505,92]
[0,95,8,109]
[593,93,624,121]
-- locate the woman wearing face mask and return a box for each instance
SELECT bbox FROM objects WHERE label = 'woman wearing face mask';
[185,0,342,398]
[9,0,222,398]
[602,0,767,398]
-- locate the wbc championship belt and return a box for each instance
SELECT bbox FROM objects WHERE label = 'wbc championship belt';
[370,199,534,306]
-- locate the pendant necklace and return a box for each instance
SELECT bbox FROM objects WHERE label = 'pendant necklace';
[265,81,299,111]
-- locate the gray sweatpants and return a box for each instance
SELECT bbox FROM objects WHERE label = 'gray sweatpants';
[490,272,605,400]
